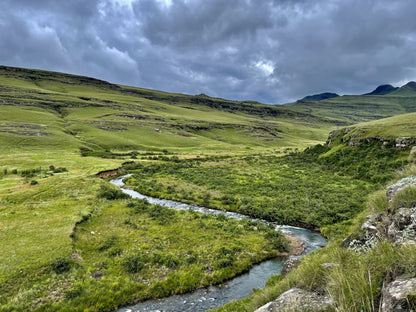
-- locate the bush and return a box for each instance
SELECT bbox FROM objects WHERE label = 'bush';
[30,180,38,185]
[98,235,119,251]
[122,252,148,273]
[51,257,74,274]
[98,184,130,200]
[265,230,289,251]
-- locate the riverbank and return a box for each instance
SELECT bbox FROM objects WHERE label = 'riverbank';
[281,234,305,256]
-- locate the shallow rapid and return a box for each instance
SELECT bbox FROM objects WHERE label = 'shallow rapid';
[111,174,327,312]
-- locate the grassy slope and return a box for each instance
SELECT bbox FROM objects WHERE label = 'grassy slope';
[341,112,416,139]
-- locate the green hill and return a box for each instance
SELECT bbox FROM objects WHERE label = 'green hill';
[0,65,338,155]
[287,81,416,125]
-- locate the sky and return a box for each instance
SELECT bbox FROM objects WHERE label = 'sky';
[1,0,416,103]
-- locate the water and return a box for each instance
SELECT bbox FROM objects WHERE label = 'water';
[110,174,327,312]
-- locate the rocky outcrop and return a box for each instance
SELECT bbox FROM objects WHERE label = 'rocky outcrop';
[381,276,416,312]
[326,128,416,151]
[343,177,416,252]
[254,288,333,312]
[386,176,416,200]
[281,258,301,277]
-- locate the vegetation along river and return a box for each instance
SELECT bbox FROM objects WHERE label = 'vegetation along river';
[110,174,327,312]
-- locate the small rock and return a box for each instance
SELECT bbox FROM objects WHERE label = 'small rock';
[394,208,413,230]
[387,222,396,239]
[411,146,416,155]
[381,276,416,312]
[91,231,95,235]
[281,258,301,277]
[361,220,378,233]
[91,270,104,280]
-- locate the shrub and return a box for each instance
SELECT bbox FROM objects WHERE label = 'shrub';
[51,257,74,274]
[30,180,38,185]
[98,184,130,200]
[265,230,289,251]
[122,252,148,273]
[98,235,119,251]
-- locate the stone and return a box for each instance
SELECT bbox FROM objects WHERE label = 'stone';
[386,177,416,200]
[254,288,333,312]
[394,208,413,230]
[91,270,104,280]
[411,146,416,155]
[381,276,416,312]
[281,258,301,277]
[387,222,396,239]
[361,220,378,233]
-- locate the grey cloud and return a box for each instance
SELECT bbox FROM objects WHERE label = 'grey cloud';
[1,0,416,103]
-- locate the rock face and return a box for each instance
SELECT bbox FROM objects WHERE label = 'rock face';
[254,288,333,312]
[381,276,416,312]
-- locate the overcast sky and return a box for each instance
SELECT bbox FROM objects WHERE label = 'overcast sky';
[1,0,416,103]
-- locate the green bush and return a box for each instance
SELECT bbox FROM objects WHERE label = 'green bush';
[121,252,148,273]
[98,235,119,251]
[98,184,130,200]
[51,257,74,274]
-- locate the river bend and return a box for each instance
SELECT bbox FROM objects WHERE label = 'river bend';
[110,174,326,312]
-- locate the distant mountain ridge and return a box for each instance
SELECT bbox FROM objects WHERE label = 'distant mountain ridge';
[299,92,339,102]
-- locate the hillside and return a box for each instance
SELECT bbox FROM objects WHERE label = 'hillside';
[0,65,337,155]
[288,81,416,125]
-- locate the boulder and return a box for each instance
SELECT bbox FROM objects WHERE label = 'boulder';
[254,288,333,312]
[381,276,416,312]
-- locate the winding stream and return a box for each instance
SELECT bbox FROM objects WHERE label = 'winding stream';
[110,174,327,312]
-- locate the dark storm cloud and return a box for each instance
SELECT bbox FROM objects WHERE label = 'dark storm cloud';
[1,0,416,103]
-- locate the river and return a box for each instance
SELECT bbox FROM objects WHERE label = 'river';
[110,174,327,312]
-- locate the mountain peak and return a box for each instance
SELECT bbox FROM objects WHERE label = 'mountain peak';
[402,81,416,90]
[365,84,398,95]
